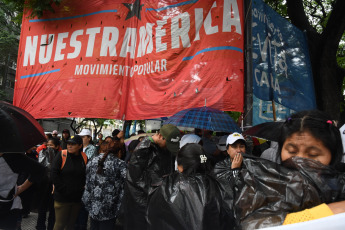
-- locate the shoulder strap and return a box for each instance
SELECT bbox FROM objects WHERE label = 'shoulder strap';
[81,152,88,165]
[61,150,68,169]
[61,150,87,169]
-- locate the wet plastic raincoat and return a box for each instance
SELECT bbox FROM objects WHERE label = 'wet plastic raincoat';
[213,155,345,229]
[124,137,237,230]
[124,137,175,230]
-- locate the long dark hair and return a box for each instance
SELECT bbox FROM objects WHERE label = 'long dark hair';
[177,143,211,176]
[278,110,343,166]
[97,140,123,174]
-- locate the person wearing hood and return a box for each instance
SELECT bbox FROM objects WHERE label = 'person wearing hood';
[60,129,71,150]
[124,124,180,230]
[147,143,237,230]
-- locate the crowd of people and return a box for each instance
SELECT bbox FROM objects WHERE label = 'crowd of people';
[1,109,345,230]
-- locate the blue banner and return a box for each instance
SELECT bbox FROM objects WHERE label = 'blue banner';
[253,95,295,125]
[252,0,316,113]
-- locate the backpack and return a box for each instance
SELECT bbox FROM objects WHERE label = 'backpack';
[61,150,87,169]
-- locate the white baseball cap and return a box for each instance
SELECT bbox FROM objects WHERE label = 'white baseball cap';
[180,134,201,148]
[79,129,92,136]
[226,132,245,145]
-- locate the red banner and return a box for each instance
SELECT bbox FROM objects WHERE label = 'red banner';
[14,0,244,120]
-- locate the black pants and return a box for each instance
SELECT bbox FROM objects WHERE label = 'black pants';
[36,182,55,230]
[90,217,116,230]
[74,203,88,230]
[0,209,21,230]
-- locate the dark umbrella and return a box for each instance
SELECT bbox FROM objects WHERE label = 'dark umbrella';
[0,101,46,153]
[243,121,285,142]
[163,106,241,133]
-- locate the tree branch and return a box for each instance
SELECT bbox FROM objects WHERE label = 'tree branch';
[323,0,345,47]
[286,0,318,35]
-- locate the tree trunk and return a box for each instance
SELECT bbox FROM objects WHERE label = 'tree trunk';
[286,0,345,121]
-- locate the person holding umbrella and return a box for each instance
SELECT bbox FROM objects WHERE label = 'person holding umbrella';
[0,101,46,229]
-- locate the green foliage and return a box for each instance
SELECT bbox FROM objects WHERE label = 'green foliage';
[225,111,242,123]
[263,0,288,18]
[0,89,7,100]
[2,0,62,23]
[0,1,20,64]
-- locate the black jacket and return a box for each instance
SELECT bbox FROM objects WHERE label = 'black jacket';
[124,137,175,230]
[51,151,86,202]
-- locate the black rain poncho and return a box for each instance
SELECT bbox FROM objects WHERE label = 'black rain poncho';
[213,155,345,229]
[147,172,237,230]
[124,138,237,230]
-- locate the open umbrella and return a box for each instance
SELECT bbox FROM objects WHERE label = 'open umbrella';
[0,101,46,153]
[163,106,241,133]
[243,121,284,142]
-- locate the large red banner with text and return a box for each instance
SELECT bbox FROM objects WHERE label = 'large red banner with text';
[14,0,244,120]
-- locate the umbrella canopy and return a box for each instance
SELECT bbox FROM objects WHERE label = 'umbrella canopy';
[125,133,154,142]
[243,121,284,142]
[163,107,241,133]
[0,101,46,153]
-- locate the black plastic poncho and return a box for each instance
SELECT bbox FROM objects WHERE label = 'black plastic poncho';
[230,156,345,229]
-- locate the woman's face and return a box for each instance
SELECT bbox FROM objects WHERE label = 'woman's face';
[227,141,246,160]
[67,143,82,154]
[47,140,59,150]
[281,130,332,165]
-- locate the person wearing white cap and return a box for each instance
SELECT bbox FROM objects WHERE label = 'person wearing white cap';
[78,129,97,160]
[175,134,202,170]
[226,132,246,169]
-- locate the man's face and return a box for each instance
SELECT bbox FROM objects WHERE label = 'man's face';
[154,132,167,148]
[63,132,69,139]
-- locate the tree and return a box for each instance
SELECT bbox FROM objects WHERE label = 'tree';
[0,1,20,97]
[70,118,107,139]
[265,0,345,121]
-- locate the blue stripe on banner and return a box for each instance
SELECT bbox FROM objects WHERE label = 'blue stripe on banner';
[146,0,198,12]
[20,69,60,79]
[183,46,243,61]
[29,9,117,22]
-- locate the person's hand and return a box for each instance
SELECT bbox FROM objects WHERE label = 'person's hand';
[328,200,345,214]
[14,185,24,197]
[231,152,243,169]
[117,131,124,139]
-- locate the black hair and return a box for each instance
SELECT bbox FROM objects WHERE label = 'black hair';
[112,129,120,137]
[97,141,122,174]
[46,133,53,139]
[104,136,113,142]
[278,110,343,166]
[48,137,60,147]
[177,143,211,176]
[138,130,145,134]
[128,140,140,153]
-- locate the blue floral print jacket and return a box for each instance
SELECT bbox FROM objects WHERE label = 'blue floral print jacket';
[82,153,127,221]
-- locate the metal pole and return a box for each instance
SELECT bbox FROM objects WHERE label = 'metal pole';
[243,0,253,129]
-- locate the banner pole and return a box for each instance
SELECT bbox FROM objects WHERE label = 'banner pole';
[272,100,277,121]
[244,0,253,128]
